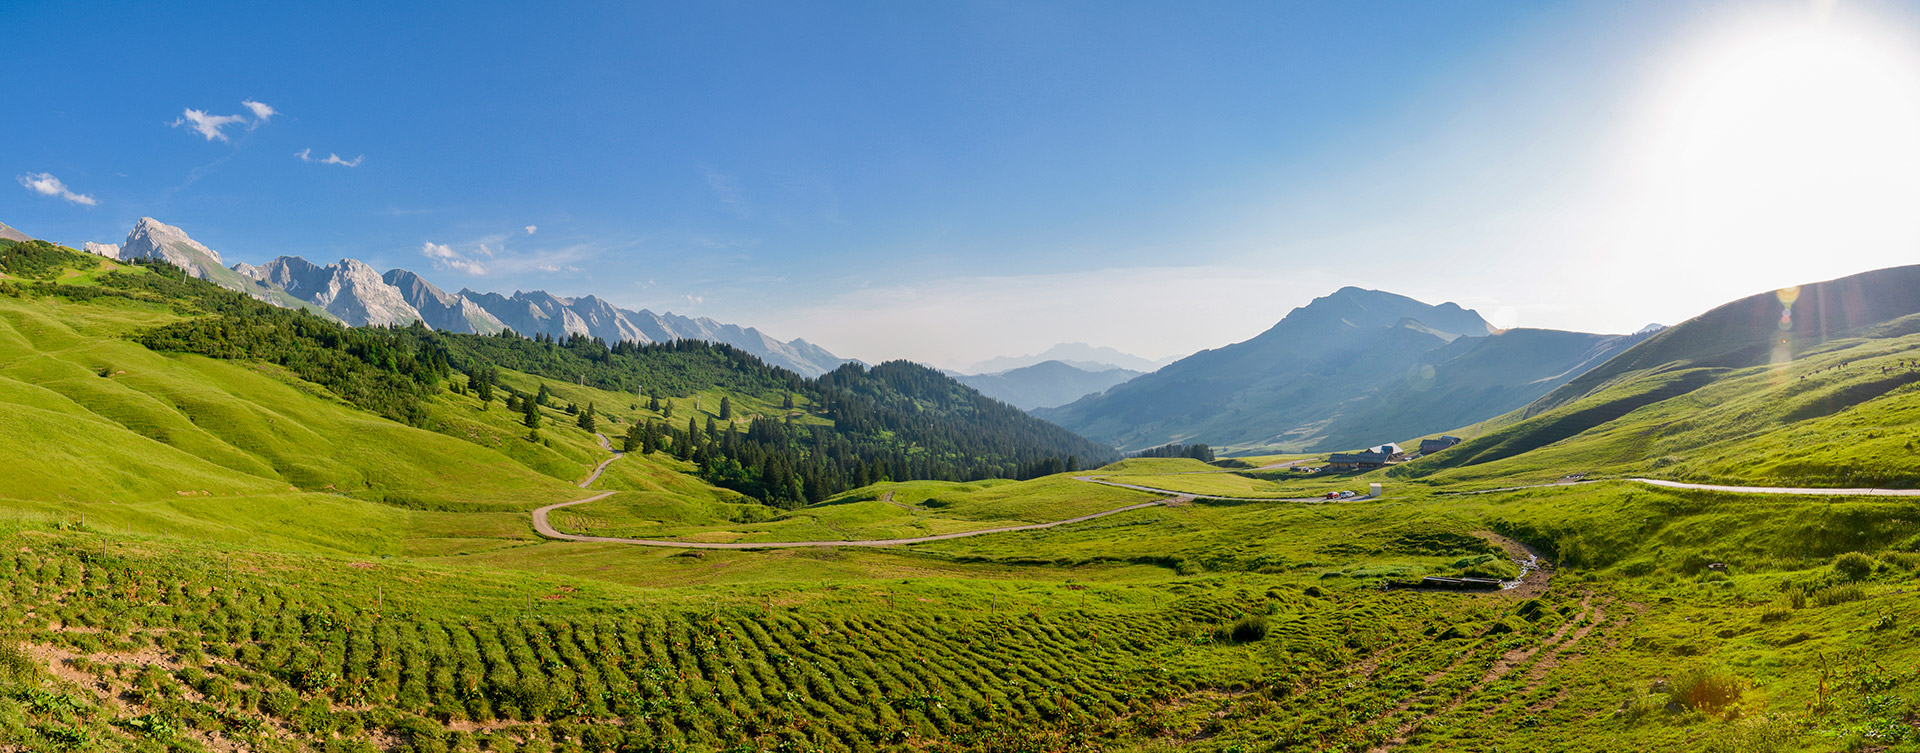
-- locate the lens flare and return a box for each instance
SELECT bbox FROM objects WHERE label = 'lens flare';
[1771,286,1800,370]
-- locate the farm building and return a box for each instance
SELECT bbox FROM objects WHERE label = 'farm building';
[1420,436,1462,454]
[1325,443,1405,470]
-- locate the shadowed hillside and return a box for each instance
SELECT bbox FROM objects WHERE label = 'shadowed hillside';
[1039,287,1646,453]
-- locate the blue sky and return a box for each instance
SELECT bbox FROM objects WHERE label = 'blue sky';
[9,1,1920,368]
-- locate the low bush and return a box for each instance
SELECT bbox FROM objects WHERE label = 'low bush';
[1671,664,1744,716]
[1213,616,1269,644]
[1832,552,1877,582]
[1811,583,1867,607]
[1880,551,1920,572]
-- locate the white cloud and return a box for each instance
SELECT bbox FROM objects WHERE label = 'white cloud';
[17,172,99,206]
[421,241,487,275]
[171,100,275,141]
[296,148,363,167]
[525,225,538,235]
[241,100,276,124]
[172,108,248,141]
[422,234,599,278]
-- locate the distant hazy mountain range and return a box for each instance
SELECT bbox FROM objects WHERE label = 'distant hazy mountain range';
[1036,287,1657,453]
[952,360,1142,411]
[82,217,853,376]
[967,342,1177,374]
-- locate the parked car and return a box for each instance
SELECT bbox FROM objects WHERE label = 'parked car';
[1324,491,1341,500]
[1339,490,1356,499]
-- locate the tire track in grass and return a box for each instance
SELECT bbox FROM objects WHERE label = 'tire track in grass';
[1366,592,1597,752]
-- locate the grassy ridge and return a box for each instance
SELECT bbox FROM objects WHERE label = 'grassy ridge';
[1397,329,1920,487]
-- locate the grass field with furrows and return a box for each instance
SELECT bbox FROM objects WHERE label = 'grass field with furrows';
[4,479,1919,752]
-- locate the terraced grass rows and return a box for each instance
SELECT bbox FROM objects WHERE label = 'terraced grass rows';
[15,537,1400,751]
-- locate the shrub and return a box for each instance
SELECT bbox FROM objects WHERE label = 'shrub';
[1811,583,1866,607]
[1211,616,1269,644]
[0,642,37,682]
[1702,712,1806,753]
[1879,551,1920,572]
[1832,552,1877,582]
[1671,664,1744,716]
[1229,616,1269,643]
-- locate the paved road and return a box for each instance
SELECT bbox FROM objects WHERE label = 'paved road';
[1440,476,1920,497]
[531,436,1181,549]
[1074,475,1354,502]
[1630,478,1920,496]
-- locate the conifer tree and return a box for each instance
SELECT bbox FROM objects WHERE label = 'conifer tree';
[719,395,732,420]
[522,392,541,430]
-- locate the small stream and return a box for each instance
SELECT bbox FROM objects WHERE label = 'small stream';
[1502,552,1541,590]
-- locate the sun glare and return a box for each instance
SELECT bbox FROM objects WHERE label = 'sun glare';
[1629,17,1920,279]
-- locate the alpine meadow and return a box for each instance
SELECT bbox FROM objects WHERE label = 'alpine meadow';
[5,3,1920,753]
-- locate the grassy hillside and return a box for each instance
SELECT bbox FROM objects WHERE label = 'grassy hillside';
[1399,266,1920,488]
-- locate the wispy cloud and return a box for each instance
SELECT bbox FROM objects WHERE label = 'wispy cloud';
[171,100,276,141]
[17,172,98,206]
[524,225,538,235]
[421,241,488,275]
[421,231,603,279]
[241,100,277,123]
[173,109,247,141]
[295,148,363,167]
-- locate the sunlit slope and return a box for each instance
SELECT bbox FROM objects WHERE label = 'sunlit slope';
[1401,265,1920,487]
[0,293,596,515]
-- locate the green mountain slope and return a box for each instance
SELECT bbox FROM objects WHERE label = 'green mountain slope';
[2,244,1114,514]
[1401,264,1920,486]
